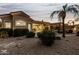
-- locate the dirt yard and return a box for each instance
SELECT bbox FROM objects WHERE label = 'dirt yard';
[0,34,79,55]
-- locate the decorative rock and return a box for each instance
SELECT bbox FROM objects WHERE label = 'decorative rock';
[56,36,61,40]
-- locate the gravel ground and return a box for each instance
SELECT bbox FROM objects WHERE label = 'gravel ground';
[0,34,79,55]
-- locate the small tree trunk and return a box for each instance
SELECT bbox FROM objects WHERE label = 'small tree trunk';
[62,18,65,38]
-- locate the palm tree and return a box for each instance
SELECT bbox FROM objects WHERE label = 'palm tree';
[50,4,79,38]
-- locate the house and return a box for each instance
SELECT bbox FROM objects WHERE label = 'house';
[0,11,63,32]
[0,11,55,32]
[0,11,33,31]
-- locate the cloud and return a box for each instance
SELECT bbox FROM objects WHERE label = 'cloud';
[0,3,78,23]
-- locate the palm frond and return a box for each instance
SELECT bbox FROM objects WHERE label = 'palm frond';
[50,11,60,19]
[63,4,68,11]
[67,7,79,16]
[69,4,79,9]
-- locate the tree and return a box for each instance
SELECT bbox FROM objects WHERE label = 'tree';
[50,4,79,38]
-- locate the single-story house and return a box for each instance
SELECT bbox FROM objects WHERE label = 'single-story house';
[0,11,73,32]
[0,11,56,32]
[0,11,33,31]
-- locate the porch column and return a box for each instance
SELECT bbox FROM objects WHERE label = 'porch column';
[27,23,32,31]
[2,19,4,28]
[11,15,15,30]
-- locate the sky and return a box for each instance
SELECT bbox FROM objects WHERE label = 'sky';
[0,3,79,23]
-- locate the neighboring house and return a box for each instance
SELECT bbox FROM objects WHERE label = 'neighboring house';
[73,18,79,32]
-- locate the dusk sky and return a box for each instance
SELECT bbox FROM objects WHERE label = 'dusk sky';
[0,3,79,23]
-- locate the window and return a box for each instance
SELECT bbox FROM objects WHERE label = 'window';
[5,22,11,28]
[0,18,2,22]
[15,20,26,26]
[32,24,44,32]
[0,18,2,28]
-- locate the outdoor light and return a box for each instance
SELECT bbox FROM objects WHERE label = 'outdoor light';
[17,22,21,25]
[16,20,26,26]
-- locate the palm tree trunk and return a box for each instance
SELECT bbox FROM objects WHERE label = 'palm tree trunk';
[58,22,61,33]
[62,18,65,38]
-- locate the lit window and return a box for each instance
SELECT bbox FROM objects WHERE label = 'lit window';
[0,18,2,22]
[5,22,11,28]
[15,20,26,26]
[0,18,2,28]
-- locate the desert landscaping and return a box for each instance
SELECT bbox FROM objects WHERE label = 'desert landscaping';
[0,3,79,55]
[0,34,79,55]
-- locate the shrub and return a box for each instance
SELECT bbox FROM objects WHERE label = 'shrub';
[0,31,9,38]
[68,30,73,33]
[38,29,56,46]
[55,36,61,40]
[26,31,35,38]
[58,29,63,33]
[66,30,73,34]
[14,29,29,37]
[76,31,79,36]
[37,32,42,38]
[0,28,13,37]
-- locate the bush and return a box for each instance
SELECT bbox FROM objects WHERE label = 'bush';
[37,32,42,38]
[68,30,73,33]
[76,31,79,36]
[38,29,56,46]
[14,29,29,37]
[26,31,35,38]
[57,29,63,33]
[0,31,9,38]
[66,30,73,34]
[0,28,13,37]
[55,36,61,40]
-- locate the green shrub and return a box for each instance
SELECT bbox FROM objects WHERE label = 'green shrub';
[0,31,9,38]
[26,31,35,38]
[66,30,73,34]
[76,31,79,36]
[14,29,29,37]
[38,29,56,46]
[37,32,42,38]
[0,28,13,37]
